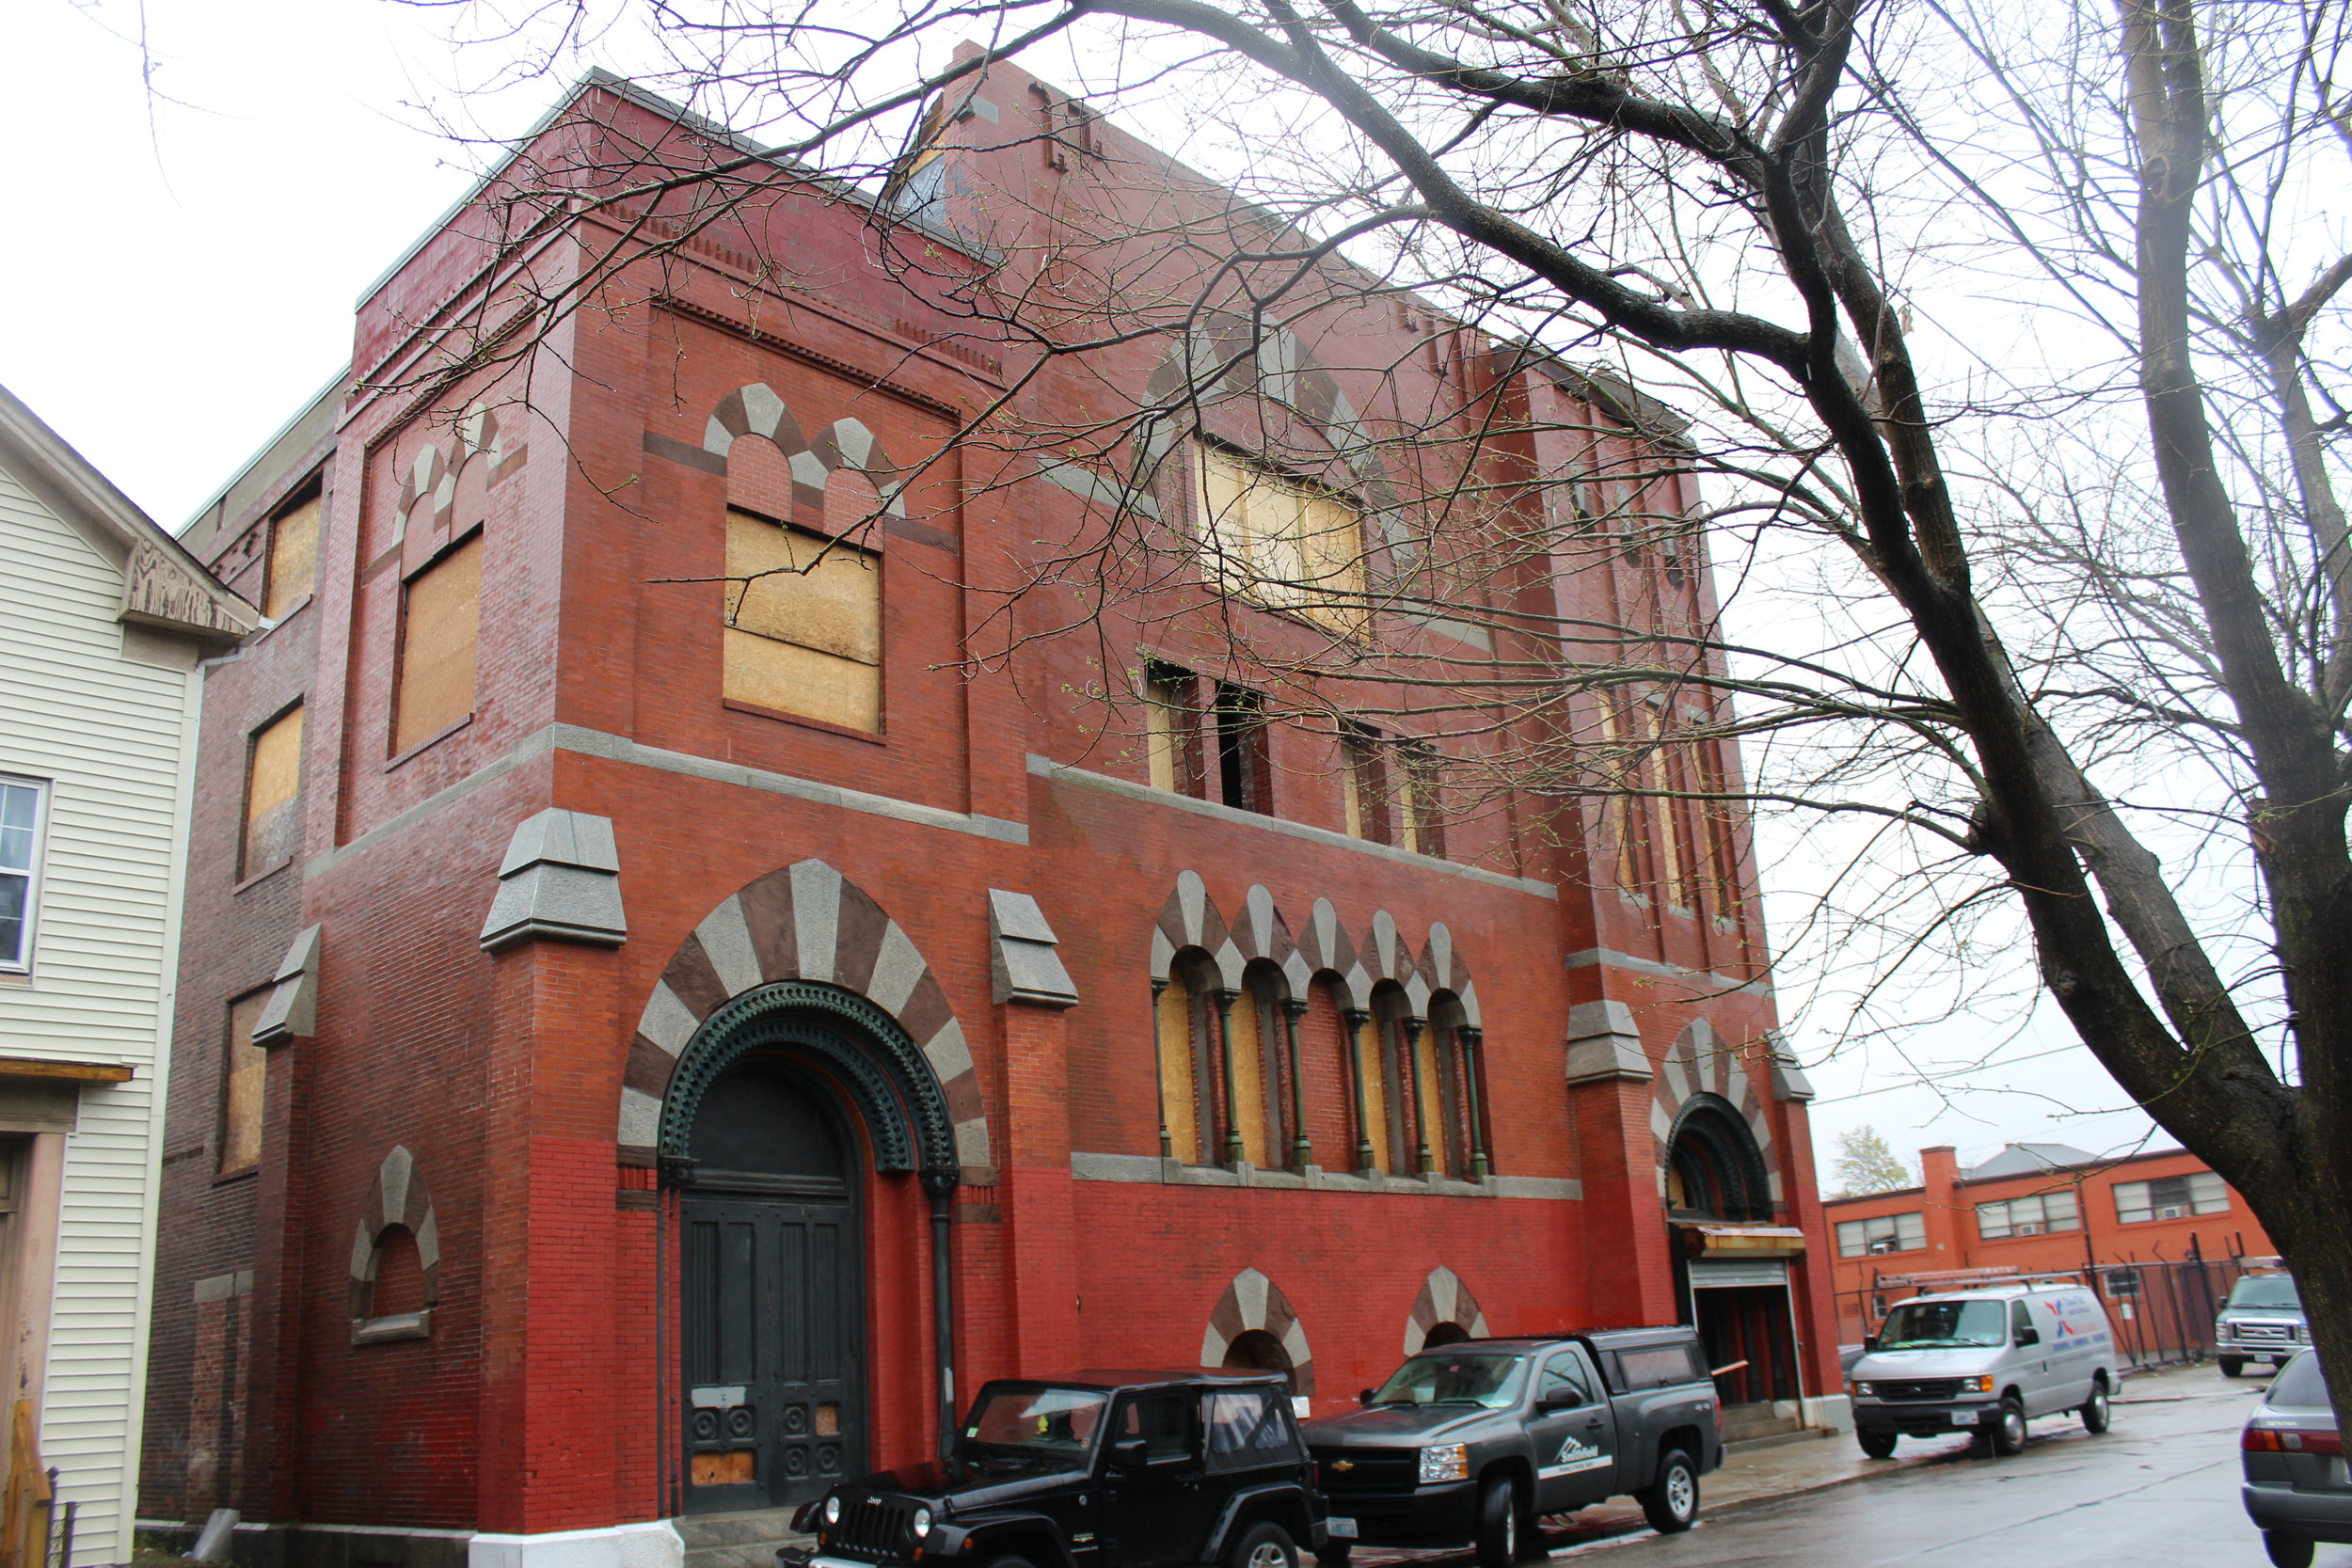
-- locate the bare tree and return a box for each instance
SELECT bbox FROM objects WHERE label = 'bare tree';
[391,0,2352,1416]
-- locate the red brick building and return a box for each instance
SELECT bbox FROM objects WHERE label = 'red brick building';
[139,67,1838,1568]
[1822,1141,2277,1344]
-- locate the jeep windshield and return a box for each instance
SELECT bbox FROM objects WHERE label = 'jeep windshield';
[959,1386,1110,1459]
[1875,1299,2007,1350]
[2228,1276,2302,1311]
[1368,1352,1530,1409]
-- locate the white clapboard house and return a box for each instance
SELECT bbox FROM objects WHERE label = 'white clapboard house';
[0,384,252,1566]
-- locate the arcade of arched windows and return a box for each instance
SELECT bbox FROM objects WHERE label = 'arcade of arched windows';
[1146,875,1491,1180]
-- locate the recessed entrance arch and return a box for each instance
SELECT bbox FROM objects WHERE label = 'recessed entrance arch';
[660,981,961,1514]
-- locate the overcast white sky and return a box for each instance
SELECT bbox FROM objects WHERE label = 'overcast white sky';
[8,0,2171,1178]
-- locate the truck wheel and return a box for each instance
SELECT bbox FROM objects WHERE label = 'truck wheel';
[1637,1449,1699,1534]
[1227,1521,1296,1568]
[1990,1396,2027,1456]
[979,1557,1038,1568]
[1473,1477,1519,1568]
[2264,1533,2315,1568]
[2220,1356,2246,1378]
[2079,1376,2111,1434]
[1313,1544,1350,1568]
[1857,1430,1898,1460]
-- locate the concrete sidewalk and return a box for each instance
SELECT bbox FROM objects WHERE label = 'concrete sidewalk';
[1354,1363,2219,1561]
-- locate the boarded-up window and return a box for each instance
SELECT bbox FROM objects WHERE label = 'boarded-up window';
[263,491,321,619]
[393,533,483,753]
[220,990,268,1174]
[1145,665,1205,797]
[241,705,304,879]
[1398,744,1445,859]
[723,510,882,731]
[1196,443,1366,632]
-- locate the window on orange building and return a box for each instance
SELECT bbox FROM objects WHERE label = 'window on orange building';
[1835,1212,1925,1258]
[2114,1171,2227,1224]
[1976,1190,2080,1239]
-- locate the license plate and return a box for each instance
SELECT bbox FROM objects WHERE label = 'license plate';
[1950,1410,1977,1425]
[1327,1520,1359,1540]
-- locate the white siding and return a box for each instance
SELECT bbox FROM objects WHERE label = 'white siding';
[0,463,197,1568]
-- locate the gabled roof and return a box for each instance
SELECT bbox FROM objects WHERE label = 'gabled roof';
[1962,1142,2100,1180]
[0,382,256,643]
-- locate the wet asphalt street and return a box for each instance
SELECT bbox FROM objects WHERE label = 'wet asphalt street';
[1541,1370,2341,1568]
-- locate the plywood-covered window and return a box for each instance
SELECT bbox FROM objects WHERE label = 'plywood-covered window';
[1398,743,1444,859]
[723,509,882,732]
[1339,724,1385,842]
[1145,664,1206,797]
[220,990,269,1175]
[1195,442,1365,632]
[263,489,321,620]
[393,532,483,754]
[241,705,304,880]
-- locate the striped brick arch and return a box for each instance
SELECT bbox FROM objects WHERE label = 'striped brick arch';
[1150,873,1473,1020]
[391,406,531,545]
[349,1145,439,1323]
[1403,1265,1490,1356]
[1649,1019,1780,1205]
[620,858,992,1176]
[1200,1267,1315,1396]
[701,383,914,518]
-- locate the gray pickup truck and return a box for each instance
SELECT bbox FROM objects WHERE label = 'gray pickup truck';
[1299,1330,1723,1568]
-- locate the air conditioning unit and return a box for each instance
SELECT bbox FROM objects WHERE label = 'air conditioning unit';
[2016,1223,2042,1235]
[2157,1205,2186,1220]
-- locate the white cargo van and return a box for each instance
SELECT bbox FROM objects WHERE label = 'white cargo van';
[1847,1280,2120,1458]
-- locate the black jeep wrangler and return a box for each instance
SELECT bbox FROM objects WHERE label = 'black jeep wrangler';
[778,1370,1327,1568]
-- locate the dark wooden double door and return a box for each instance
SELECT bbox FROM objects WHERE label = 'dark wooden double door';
[681,1066,866,1513]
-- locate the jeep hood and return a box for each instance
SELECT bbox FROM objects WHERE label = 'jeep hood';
[857,1455,1087,1510]
[1301,1404,1500,1444]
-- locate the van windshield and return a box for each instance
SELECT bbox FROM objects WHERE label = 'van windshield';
[2228,1276,2302,1311]
[1876,1299,2009,1350]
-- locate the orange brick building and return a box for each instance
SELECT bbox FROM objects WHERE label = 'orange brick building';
[1822,1141,2277,1344]
[138,67,1839,1568]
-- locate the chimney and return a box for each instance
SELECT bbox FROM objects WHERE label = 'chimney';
[1920,1146,1962,1262]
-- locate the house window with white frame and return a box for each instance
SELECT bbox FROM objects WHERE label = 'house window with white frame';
[0,778,49,973]
[1835,1211,1926,1258]
[1976,1189,2081,1239]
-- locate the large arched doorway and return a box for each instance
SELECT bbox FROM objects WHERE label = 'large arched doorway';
[679,1064,864,1513]
[660,982,961,1515]
[1665,1096,1800,1430]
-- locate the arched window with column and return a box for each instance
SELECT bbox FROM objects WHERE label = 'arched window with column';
[1155,951,1226,1164]
[1427,991,1487,1179]
[1370,983,1423,1176]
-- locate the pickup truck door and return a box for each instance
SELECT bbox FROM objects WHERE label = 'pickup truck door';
[1527,1351,1616,1513]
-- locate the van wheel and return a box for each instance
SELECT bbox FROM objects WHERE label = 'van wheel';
[1473,1478,1518,1568]
[1637,1449,1699,1534]
[2264,1532,2315,1568]
[2221,1356,2246,1378]
[1990,1396,2027,1456]
[1858,1430,1898,1460]
[1227,1523,1296,1568]
[2080,1377,2111,1434]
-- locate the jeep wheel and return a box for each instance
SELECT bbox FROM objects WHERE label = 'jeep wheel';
[1227,1521,1296,1568]
[1637,1449,1699,1535]
[1990,1396,2027,1456]
[2080,1376,2111,1435]
[1857,1430,1898,1460]
[2265,1532,2315,1568]
[1473,1477,1518,1568]
[2221,1356,2247,1378]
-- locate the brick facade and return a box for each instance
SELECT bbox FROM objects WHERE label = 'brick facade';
[141,66,1836,1547]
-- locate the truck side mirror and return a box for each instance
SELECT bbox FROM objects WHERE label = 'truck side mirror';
[1110,1436,1150,1471]
[1862,1336,1878,1353]
[1537,1391,1581,1414]
[1359,1388,1375,1407]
